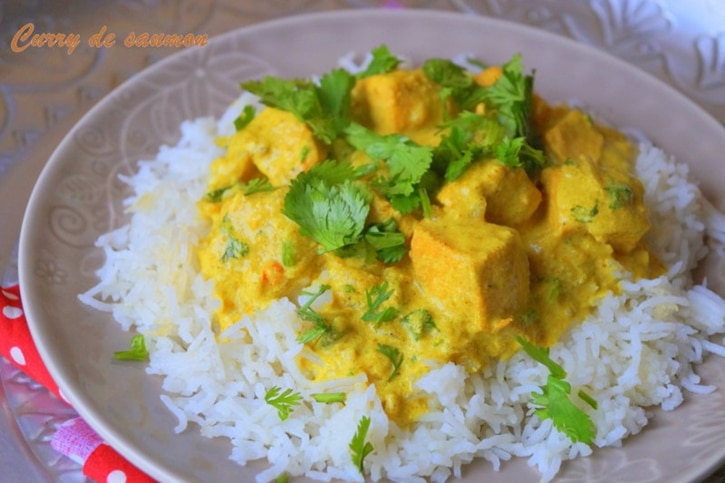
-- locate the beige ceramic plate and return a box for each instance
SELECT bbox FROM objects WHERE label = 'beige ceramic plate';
[18,9,725,483]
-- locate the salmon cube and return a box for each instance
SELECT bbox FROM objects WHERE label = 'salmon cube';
[410,217,530,332]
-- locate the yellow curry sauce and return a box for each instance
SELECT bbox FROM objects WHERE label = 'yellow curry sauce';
[196,58,659,427]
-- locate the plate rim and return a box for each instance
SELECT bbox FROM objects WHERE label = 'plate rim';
[18,8,725,482]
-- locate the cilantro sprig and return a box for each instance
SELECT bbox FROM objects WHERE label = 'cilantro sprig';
[243,178,275,195]
[516,336,598,445]
[283,161,407,263]
[241,68,354,144]
[350,416,374,474]
[494,136,546,175]
[358,44,400,79]
[377,344,403,381]
[363,219,407,264]
[296,284,336,344]
[265,386,302,420]
[362,281,398,326]
[423,54,535,141]
[401,309,437,341]
[422,58,488,110]
[480,53,535,140]
[220,215,249,262]
[345,122,434,214]
[283,160,371,253]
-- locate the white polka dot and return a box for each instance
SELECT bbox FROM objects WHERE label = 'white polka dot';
[2,305,23,319]
[1,290,18,301]
[107,469,127,483]
[9,346,25,366]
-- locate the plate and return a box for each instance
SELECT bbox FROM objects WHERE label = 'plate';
[18,9,725,482]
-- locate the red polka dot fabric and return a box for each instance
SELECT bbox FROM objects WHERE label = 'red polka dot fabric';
[0,284,155,482]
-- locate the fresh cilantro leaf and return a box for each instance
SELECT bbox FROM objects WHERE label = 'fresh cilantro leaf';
[350,415,374,475]
[220,216,249,262]
[377,343,403,381]
[532,376,596,444]
[233,105,256,131]
[362,281,398,326]
[243,178,275,195]
[359,44,400,78]
[311,392,347,404]
[605,183,633,209]
[516,335,566,379]
[480,53,535,139]
[363,219,407,264]
[283,161,371,253]
[205,184,235,203]
[345,122,433,198]
[241,76,320,124]
[296,285,338,344]
[433,112,504,182]
[388,193,421,215]
[516,336,597,445]
[422,58,487,110]
[318,68,355,135]
[219,216,249,262]
[571,202,599,223]
[401,309,437,341]
[241,71,354,144]
[222,237,249,262]
[114,334,148,361]
[443,149,476,182]
[264,386,302,421]
[494,136,546,174]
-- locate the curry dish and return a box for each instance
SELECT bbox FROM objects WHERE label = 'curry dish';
[195,50,658,427]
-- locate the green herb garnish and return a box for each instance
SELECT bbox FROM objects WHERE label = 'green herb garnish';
[401,309,437,341]
[243,178,275,195]
[114,334,148,361]
[283,160,371,253]
[311,392,347,404]
[241,68,354,144]
[362,281,398,326]
[494,136,546,174]
[350,416,374,474]
[345,122,433,214]
[516,336,598,444]
[264,386,302,421]
[296,285,336,344]
[233,105,256,131]
[220,215,249,262]
[358,44,400,78]
[363,219,407,264]
[281,240,296,267]
[571,202,599,223]
[605,183,633,209]
[205,184,234,203]
[376,344,403,381]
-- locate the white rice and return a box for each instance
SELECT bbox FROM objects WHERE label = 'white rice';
[79,64,725,482]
